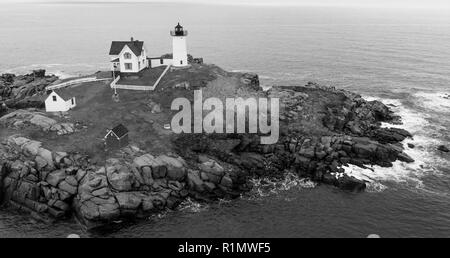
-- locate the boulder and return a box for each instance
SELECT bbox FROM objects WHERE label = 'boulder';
[115,192,143,211]
[106,165,134,192]
[141,166,154,185]
[397,152,415,163]
[156,155,186,181]
[29,114,57,130]
[372,128,412,144]
[187,169,205,192]
[220,174,233,189]
[46,170,66,187]
[37,148,54,169]
[65,176,78,187]
[323,173,366,192]
[58,181,77,195]
[336,174,366,192]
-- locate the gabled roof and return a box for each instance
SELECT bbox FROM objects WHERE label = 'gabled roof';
[108,124,129,139]
[109,40,144,56]
[111,58,119,62]
[52,90,74,101]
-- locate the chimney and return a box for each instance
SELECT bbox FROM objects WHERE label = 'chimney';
[131,37,134,42]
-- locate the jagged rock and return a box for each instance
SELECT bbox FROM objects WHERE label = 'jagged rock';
[52,200,70,211]
[106,164,134,192]
[91,187,108,197]
[198,159,224,184]
[220,174,233,188]
[187,169,205,192]
[46,170,66,187]
[0,110,74,135]
[152,166,167,179]
[156,155,186,181]
[323,173,366,192]
[58,181,77,195]
[115,192,143,211]
[372,128,412,144]
[397,152,415,163]
[75,169,86,182]
[141,166,153,185]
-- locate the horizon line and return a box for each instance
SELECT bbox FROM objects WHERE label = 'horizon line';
[3,0,450,10]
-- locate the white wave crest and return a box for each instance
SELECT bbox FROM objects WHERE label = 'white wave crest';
[178,198,209,213]
[345,96,449,192]
[414,92,450,113]
[246,172,316,199]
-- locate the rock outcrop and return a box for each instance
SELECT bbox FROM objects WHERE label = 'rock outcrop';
[0,136,239,228]
[174,82,414,192]
[0,109,76,135]
[0,70,58,109]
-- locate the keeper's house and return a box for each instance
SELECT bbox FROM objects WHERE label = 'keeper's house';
[45,90,76,112]
[109,38,148,74]
[104,124,129,150]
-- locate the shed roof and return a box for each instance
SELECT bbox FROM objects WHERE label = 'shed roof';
[52,90,74,101]
[109,124,129,138]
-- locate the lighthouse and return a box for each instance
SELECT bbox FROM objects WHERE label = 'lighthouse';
[171,23,188,67]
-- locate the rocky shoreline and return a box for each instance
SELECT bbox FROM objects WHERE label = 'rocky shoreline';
[0,67,416,229]
[0,70,59,111]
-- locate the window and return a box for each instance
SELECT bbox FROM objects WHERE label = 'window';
[52,96,57,101]
[160,59,164,65]
[124,52,132,59]
[125,63,132,70]
[71,99,74,105]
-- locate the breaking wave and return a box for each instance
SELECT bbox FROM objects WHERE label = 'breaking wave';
[414,91,450,113]
[178,198,210,213]
[344,95,450,193]
[2,62,109,79]
[244,172,316,200]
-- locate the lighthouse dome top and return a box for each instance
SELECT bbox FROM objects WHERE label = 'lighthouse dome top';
[171,22,188,37]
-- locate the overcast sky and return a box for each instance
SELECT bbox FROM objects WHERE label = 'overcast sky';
[2,0,450,9]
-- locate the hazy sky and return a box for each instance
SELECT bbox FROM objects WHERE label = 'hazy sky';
[2,0,450,9]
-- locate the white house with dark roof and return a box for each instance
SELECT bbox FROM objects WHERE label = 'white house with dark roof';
[109,23,190,74]
[109,37,148,73]
[45,90,76,112]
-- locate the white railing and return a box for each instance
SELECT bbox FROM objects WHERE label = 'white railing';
[151,64,171,90]
[110,65,171,91]
[47,77,110,90]
[110,75,121,88]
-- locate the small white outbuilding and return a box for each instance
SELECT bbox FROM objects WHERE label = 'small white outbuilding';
[45,90,76,112]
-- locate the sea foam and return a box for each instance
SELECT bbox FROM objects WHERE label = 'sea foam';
[414,92,450,113]
[344,96,449,193]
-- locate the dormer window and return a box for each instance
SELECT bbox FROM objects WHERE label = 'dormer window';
[124,52,132,59]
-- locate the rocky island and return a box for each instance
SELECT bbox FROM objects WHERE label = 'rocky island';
[0,64,414,229]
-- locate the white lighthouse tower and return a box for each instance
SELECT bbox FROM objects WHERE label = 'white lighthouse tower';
[171,23,188,67]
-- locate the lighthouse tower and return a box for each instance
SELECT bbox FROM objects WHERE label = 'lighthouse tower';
[171,23,188,67]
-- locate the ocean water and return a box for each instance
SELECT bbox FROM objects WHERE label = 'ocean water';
[0,3,449,238]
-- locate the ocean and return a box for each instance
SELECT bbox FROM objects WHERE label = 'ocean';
[0,2,449,238]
